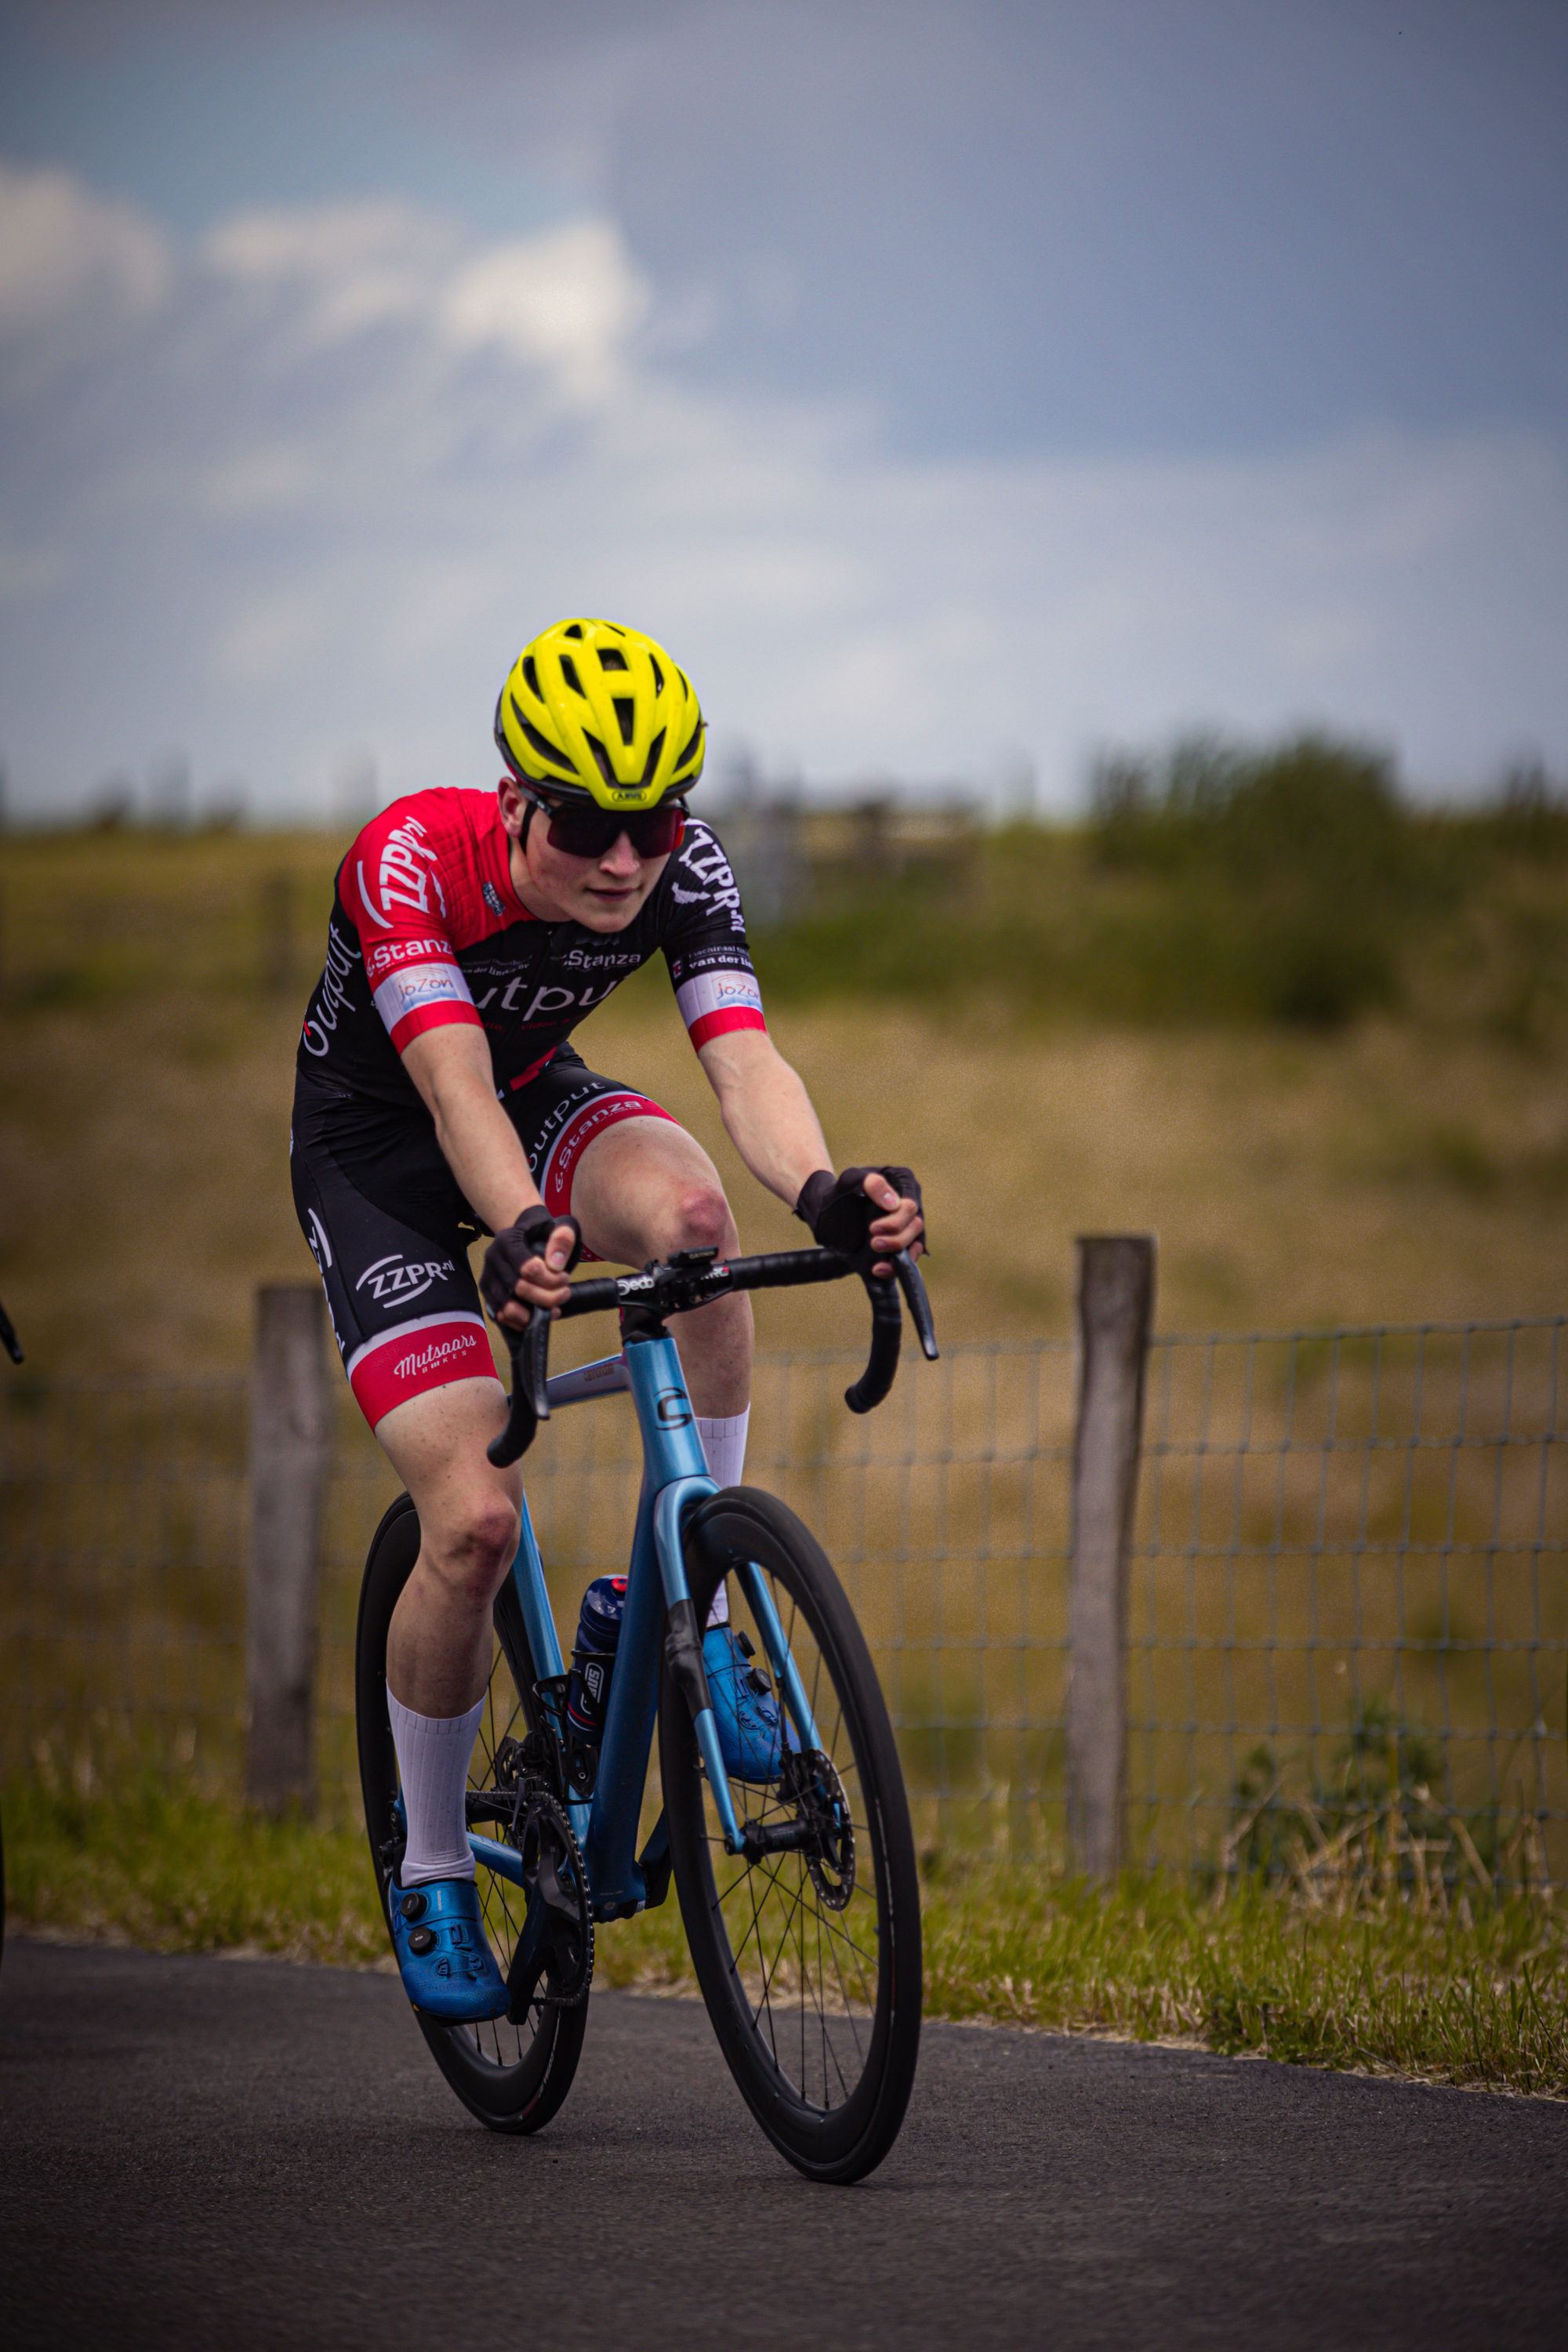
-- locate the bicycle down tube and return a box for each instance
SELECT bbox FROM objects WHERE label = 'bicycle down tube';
[485,1328,725,1918]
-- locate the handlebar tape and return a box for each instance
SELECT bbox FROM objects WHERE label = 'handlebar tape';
[486,1312,552,1467]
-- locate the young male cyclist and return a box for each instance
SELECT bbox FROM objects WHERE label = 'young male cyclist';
[291,617,924,2023]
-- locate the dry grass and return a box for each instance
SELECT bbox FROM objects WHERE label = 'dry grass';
[0,826,1564,1377]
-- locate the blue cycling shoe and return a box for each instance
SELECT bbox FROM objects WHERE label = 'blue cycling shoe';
[387,1874,510,2023]
[703,1625,801,1784]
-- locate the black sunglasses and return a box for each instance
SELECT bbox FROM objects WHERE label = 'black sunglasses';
[524,791,686,862]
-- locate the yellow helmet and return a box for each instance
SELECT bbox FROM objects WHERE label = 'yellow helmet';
[494,618,706,810]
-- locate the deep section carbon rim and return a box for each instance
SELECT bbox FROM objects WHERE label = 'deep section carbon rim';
[661,1486,921,2182]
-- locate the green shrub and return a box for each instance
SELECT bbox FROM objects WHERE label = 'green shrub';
[751,732,1568,1033]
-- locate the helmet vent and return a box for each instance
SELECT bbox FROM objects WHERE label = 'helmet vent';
[597,648,628,672]
[649,655,665,695]
[614,696,636,745]
[583,731,618,789]
[563,622,584,640]
[521,655,541,701]
[559,654,586,697]
[639,729,667,788]
[675,716,704,771]
[511,698,576,771]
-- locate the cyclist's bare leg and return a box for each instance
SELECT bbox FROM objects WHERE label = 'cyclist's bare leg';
[568,1113,753,1417]
[378,1376,521,1717]
[375,1116,749,1727]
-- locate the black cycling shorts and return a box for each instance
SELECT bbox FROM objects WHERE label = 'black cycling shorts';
[290,1047,675,1428]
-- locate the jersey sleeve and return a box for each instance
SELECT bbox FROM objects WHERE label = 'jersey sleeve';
[339,800,484,1056]
[659,817,769,1052]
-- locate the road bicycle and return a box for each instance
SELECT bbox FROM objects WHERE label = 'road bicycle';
[355,1239,937,2184]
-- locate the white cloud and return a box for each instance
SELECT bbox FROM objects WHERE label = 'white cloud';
[0,163,1564,817]
[441,220,651,401]
[201,197,460,354]
[0,161,171,339]
[198,198,649,401]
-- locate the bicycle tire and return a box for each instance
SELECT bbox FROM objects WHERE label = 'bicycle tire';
[355,1493,587,2134]
[659,1486,922,2183]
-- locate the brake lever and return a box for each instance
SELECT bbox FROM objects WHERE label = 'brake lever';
[486,1310,553,1467]
[892,1250,939,1360]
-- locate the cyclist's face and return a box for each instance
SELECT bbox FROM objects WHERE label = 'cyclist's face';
[500,780,672,931]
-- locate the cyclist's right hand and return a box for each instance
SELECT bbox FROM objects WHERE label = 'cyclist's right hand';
[480,1211,583,1330]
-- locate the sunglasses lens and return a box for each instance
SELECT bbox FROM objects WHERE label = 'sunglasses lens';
[543,804,616,858]
[630,806,685,856]
[541,801,684,858]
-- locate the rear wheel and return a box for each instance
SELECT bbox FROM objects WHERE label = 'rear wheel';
[660,1486,922,2183]
[355,1494,587,2133]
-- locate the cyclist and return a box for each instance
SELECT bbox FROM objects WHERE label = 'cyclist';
[291,617,924,2022]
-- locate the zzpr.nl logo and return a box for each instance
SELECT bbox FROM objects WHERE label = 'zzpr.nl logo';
[356,1253,456,1306]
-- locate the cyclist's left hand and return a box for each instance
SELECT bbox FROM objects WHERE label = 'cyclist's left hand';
[796,1164,925,1274]
[862,1171,924,1274]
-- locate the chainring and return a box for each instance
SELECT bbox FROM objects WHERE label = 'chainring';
[504,1781,595,2013]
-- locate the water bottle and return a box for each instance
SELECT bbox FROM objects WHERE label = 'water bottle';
[566,1574,629,1747]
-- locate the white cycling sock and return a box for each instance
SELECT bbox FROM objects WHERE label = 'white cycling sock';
[387,1687,485,1886]
[696,1408,750,1628]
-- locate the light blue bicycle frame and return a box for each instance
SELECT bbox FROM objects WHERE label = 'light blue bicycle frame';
[463,1328,822,1925]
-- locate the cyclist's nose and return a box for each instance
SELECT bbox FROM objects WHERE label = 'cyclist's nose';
[597,832,641,876]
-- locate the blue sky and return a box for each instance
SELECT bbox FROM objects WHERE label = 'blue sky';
[1,0,1564,818]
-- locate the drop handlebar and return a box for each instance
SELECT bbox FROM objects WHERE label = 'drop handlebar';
[487,1244,938,1468]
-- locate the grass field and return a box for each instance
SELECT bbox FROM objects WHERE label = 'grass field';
[2,788,1563,1973]
[0,775,1564,1379]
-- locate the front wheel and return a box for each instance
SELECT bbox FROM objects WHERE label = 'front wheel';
[355,1494,587,2134]
[660,1486,922,2183]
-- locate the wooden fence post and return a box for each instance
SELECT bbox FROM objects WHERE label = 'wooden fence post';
[1068,1235,1156,1878]
[246,1283,332,1815]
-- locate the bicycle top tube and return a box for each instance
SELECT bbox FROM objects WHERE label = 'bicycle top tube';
[489,1243,938,1468]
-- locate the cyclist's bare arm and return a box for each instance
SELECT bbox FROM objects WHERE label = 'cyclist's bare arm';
[401,1023,575,1323]
[695,1027,924,1265]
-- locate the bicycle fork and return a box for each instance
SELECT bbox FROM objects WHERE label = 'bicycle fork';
[634,1335,823,1863]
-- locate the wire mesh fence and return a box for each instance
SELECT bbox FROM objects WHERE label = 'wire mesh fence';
[2,1318,1563,1880]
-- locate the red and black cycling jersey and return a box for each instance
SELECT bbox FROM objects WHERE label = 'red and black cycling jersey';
[296,788,766,1105]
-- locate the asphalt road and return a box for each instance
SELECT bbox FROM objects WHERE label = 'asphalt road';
[2,1940,1564,2350]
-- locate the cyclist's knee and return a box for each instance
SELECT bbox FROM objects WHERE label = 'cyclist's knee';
[663,1181,735,1257]
[425,1490,519,1605]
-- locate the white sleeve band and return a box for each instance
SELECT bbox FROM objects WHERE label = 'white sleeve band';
[371,960,474,1034]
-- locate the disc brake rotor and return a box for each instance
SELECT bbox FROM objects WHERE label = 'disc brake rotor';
[784,1748,856,1912]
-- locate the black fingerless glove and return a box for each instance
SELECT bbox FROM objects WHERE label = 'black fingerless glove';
[480,1210,583,1318]
[794,1166,924,1257]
